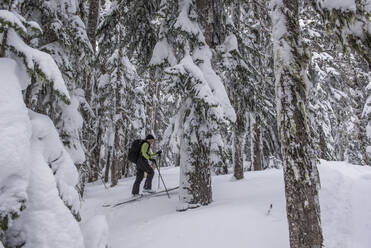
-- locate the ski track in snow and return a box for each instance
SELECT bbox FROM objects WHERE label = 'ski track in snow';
[320,164,353,247]
[82,161,371,248]
[319,161,371,248]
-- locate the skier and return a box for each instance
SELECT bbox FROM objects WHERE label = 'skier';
[131,134,162,196]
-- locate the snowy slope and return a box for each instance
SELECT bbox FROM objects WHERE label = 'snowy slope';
[81,161,371,248]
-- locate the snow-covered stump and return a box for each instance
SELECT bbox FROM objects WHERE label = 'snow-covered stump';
[271,0,323,247]
[81,215,109,248]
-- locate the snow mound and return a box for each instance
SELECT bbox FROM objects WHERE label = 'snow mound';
[6,114,84,248]
[81,215,109,248]
[0,58,31,232]
[321,0,356,11]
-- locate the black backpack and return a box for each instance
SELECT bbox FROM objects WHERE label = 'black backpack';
[128,139,145,163]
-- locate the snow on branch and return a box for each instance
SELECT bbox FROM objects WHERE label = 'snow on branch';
[0,10,42,37]
[319,0,357,11]
[312,0,371,66]
[0,9,27,36]
[6,29,70,103]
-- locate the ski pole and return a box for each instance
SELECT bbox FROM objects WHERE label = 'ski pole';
[155,155,170,198]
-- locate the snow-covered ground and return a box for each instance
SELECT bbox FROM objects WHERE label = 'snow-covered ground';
[81,161,371,248]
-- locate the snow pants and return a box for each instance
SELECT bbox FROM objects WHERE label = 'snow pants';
[131,157,154,195]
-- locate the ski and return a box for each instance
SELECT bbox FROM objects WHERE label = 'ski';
[102,186,179,208]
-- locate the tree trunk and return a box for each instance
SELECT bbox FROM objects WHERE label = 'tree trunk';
[195,0,225,47]
[111,30,124,187]
[87,0,100,49]
[252,114,263,171]
[233,100,244,180]
[110,149,118,187]
[0,30,7,58]
[177,100,212,211]
[104,147,111,183]
[145,85,152,135]
[152,81,160,152]
[272,0,323,247]
[233,132,244,179]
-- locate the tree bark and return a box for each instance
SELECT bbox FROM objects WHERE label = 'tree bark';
[233,132,244,179]
[233,99,244,180]
[152,81,161,152]
[273,0,323,247]
[0,30,7,58]
[87,0,100,49]
[252,114,263,171]
[177,99,212,211]
[111,30,124,187]
[195,0,225,47]
[104,147,111,183]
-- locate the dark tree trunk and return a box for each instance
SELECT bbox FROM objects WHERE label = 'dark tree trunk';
[111,30,124,187]
[273,0,323,247]
[252,115,263,171]
[110,149,118,187]
[233,101,244,180]
[196,0,226,47]
[151,80,160,152]
[104,147,111,183]
[233,132,244,180]
[87,0,100,49]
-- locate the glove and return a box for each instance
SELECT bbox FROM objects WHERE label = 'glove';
[157,150,162,156]
[149,158,156,163]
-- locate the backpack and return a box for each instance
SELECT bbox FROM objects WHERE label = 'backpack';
[128,139,145,163]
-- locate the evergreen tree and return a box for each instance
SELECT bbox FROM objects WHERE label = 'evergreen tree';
[301,4,368,165]
[151,0,236,210]
[87,0,100,47]
[0,6,84,247]
[15,0,95,197]
[271,0,323,247]
[306,0,371,165]
[219,0,279,179]
[95,1,148,185]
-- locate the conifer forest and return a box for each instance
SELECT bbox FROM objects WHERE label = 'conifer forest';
[0,0,370,248]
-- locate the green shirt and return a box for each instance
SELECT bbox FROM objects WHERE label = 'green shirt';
[141,142,157,160]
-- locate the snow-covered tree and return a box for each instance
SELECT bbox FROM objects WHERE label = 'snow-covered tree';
[271,0,370,247]
[307,0,371,165]
[7,1,94,196]
[119,0,170,156]
[0,35,83,248]
[301,3,369,165]
[151,0,236,210]
[93,1,148,185]
[87,0,100,48]
[271,0,323,247]
[0,4,111,246]
[311,0,370,67]
[220,0,279,179]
